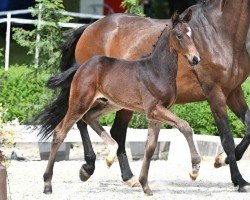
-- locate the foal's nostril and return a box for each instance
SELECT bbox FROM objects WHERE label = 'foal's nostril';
[192,56,199,65]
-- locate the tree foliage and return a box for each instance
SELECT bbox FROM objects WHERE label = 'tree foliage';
[12,0,71,73]
[121,0,145,16]
[0,49,3,67]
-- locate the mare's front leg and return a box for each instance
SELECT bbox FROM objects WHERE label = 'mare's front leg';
[205,86,250,192]
[139,121,161,196]
[214,86,250,168]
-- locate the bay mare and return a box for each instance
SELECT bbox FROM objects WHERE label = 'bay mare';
[36,0,250,193]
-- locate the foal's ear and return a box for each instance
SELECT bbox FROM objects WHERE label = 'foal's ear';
[183,10,192,23]
[171,10,180,26]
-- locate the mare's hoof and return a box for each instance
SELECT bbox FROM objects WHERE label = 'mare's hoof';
[144,188,153,196]
[106,144,118,167]
[238,183,250,193]
[43,185,52,194]
[189,172,198,181]
[124,176,141,187]
[214,152,227,168]
[79,166,91,182]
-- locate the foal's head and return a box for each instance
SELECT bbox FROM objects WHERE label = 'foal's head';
[169,10,200,66]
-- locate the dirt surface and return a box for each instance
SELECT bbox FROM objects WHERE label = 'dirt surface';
[6,160,250,200]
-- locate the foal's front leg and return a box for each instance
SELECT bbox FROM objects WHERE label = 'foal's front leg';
[139,121,161,196]
[150,105,201,180]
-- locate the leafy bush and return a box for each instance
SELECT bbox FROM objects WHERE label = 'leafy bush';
[0,48,3,67]
[12,0,71,73]
[121,0,145,16]
[0,65,53,123]
[0,104,16,164]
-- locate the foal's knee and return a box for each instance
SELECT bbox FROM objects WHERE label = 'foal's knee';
[178,121,193,137]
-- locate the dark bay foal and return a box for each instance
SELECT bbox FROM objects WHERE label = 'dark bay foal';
[43,10,201,195]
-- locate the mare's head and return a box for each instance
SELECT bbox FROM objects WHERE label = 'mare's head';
[169,10,200,67]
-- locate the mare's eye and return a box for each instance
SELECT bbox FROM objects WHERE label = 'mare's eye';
[176,35,182,40]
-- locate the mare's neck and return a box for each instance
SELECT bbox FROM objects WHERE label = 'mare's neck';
[150,28,178,73]
[206,0,249,46]
[198,0,250,54]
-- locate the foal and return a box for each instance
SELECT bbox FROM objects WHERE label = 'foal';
[43,10,201,195]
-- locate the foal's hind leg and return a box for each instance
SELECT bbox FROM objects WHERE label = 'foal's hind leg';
[82,102,119,168]
[82,103,140,186]
[43,86,96,194]
[150,105,201,180]
[139,120,161,196]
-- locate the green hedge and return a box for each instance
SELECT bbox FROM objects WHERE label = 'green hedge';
[0,65,249,137]
[0,65,53,122]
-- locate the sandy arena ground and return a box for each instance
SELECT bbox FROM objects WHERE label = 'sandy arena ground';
[6,159,250,200]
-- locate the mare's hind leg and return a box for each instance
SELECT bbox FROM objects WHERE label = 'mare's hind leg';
[150,105,201,180]
[215,87,250,168]
[77,120,96,182]
[82,102,119,167]
[139,121,161,196]
[43,84,96,194]
[111,110,139,187]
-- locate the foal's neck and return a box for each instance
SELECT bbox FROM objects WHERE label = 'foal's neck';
[150,27,178,73]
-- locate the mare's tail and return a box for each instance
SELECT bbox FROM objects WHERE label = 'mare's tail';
[33,25,87,140]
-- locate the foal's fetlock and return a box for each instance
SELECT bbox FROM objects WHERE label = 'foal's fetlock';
[189,162,200,181]
[214,152,227,168]
[106,143,118,167]
[139,177,153,196]
[43,182,52,194]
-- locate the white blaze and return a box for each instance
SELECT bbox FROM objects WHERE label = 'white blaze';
[187,27,192,38]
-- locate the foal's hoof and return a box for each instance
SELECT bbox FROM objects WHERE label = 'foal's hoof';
[238,183,250,193]
[124,176,141,187]
[143,188,153,196]
[43,185,52,194]
[214,152,227,168]
[189,172,198,181]
[79,166,91,182]
[106,144,118,167]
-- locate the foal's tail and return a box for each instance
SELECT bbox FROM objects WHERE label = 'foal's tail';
[46,65,79,89]
[33,25,87,140]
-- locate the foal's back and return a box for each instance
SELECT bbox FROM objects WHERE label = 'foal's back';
[78,55,145,111]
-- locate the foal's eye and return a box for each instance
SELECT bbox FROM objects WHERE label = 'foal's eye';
[176,35,182,40]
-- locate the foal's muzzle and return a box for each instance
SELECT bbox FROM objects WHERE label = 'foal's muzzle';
[186,55,201,67]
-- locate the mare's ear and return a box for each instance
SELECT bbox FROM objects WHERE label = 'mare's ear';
[171,10,179,27]
[183,10,192,23]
